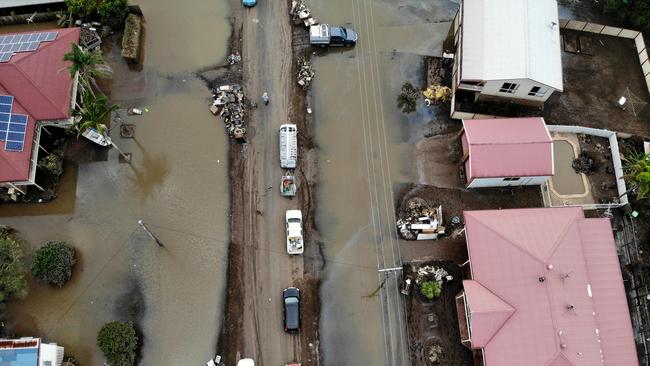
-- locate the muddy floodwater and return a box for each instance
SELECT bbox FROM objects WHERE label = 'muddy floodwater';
[0,1,232,364]
[310,0,456,364]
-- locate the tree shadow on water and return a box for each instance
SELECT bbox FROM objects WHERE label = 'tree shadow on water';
[126,138,170,199]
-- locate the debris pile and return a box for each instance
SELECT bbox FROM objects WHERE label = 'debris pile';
[210,84,247,140]
[427,343,444,365]
[297,57,315,89]
[290,0,318,27]
[396,197,444,240]
[414,265,453,301]
[572,151,599,175]
[422,84,452,106]
[227,52,241,65]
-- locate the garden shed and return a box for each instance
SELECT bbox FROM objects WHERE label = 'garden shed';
[461,117,553,188]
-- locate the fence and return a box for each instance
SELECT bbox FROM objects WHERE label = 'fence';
[560,19,650,95]
[544,125,629,208]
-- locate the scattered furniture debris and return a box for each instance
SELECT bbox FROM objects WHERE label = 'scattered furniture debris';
[227,52,242,65]
[290,0,318,27]
[211,84,247,140]
[297,57,315,89]
[396,197,444,240]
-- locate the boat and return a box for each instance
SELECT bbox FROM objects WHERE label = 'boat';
[82,127,112,147]
[281,173,297,197]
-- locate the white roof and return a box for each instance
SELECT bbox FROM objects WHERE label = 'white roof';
[0,0,63,8]
[461,0,563,90]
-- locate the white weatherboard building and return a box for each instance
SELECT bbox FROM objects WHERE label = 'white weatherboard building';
[0,337,64,366]
[450,0,563,107]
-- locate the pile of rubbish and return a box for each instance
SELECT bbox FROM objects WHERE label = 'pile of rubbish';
[415,265,452,284]
[422,84,452,106]
[396,197,444,241]
[297,57,315,89]
[210,84,247,140]
[572,151,598,175]
[227,52,241,65]
[290,0,318,27]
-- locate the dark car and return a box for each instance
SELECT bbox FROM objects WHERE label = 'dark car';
[329,26,358,47]
[283,287,301,333]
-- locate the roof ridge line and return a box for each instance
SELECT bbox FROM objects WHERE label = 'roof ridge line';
[470,140,552,145]
[469,279,518,348]
[471,213,548,265]
[12,55,67,119]
[543,208,583,262]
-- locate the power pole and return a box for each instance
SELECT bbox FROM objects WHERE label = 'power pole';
[137,220,164,247]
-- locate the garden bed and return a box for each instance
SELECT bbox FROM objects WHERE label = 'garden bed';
[121,13,142,63]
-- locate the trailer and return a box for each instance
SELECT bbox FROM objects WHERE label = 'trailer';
[281,173,297,197]
[280,124,298,169]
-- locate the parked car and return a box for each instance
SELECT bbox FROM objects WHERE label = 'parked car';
[286,210,304,254]
[283,287,301,333]
[309,24,358,47]
[237,359,255,366]
[242,0,256,7]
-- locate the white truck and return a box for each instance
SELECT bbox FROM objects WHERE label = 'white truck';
[280,124,298,169]
[309,24,358,47]
[286,210,304,255]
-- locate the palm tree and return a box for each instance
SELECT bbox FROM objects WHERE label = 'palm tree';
[73,90,118,137]
[63,43,113,96]
[623,151,650,200]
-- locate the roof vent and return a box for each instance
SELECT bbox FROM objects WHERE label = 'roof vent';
[560,343,567,349]
[538,276,546,283]
[547,264,554,270]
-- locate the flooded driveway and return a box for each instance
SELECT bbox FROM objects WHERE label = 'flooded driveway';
[309,0,456,364]
[0,1,232,364]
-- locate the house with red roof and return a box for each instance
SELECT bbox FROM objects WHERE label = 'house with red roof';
[461,117,554,188]
[0,27,80,193]
[455,207,638,366]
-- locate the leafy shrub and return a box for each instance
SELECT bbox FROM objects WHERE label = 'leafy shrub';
[30,241,76,287]
[38,153,64,177]
[420,280,442,300]
[98,0,128,18]
[65,0,96,17]
[0,227,27,301]
[97,321,138,366]
[624,152,650,200]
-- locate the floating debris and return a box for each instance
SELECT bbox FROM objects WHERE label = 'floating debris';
[290,0,318,27]
[396,197,445,240]
[227,52,241,65]
[211,84,247,141]
[297,57,315,90]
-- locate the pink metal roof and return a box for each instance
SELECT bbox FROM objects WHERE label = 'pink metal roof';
[462,117,553,181]
[0,28,79,183]
[463,207,638,366]
[462,280,515,348]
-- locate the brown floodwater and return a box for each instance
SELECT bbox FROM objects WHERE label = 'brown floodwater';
[309,0,456,365]
[0,1,231,364]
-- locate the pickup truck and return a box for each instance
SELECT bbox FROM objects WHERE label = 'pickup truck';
[309,24,358,47]
[286,210,304,255]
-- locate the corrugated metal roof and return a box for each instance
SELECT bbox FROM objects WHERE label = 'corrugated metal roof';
[463,207,639,366]
[460,0,563,90]
[463,117,553,180]
[0,28,79,183]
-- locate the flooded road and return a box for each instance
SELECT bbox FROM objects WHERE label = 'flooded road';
[309,0,456,364]
[0,1,232,364]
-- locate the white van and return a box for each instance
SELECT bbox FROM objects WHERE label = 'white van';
[237,359,255,366]
[280,124,298,169]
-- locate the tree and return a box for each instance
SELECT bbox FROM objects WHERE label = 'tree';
[73,90,118,137]
[98,0,128,18]
[97,321,138,366]
[623,151,650,200]
[0,227,27,302]
[604,0,650,30]
[397,81,420,114]
[63,44,113,97]
[64,0,96,17]
[419,280,442,300]
[37,152,64,177]
[30,241,76,287]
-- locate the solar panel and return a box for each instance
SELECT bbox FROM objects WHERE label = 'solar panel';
[0,31,59,63]
[0,95,28,152]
